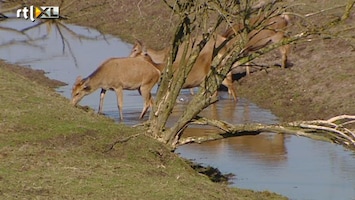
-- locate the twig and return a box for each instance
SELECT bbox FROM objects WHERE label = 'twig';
[137,0,143,18]
[327,115,355,123]
[55,23,79,67]
[305,5,345,17]
[103,133,141,153]
[299,123,355,145]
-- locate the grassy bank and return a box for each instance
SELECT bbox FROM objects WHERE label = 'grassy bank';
[1,0,354,198]
[0,1,288,199]
[0,61,287,199]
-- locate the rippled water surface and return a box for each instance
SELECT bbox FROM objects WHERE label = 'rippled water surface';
[1,17,354,200]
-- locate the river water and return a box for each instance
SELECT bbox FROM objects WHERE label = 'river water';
[1,17,354,200]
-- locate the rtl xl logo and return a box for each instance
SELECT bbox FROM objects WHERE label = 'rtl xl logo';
[16,6,60,22]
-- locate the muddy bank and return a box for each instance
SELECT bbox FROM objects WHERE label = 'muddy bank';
[0,60,66,88]
[237,37,355,122]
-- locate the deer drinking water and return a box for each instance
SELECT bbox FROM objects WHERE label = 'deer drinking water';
[71,55,160,120]
[129,35,237,101]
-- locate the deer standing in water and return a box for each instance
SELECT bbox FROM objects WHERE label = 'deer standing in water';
[129,35,237,101]
[129,13,290,100]
[71,55,160,120]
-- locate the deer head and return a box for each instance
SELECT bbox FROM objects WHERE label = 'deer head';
[71,76,91,106]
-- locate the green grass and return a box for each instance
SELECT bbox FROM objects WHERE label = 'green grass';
[2,0,354,198]
[0,63,287,199]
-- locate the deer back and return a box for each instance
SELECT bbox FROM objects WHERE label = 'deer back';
[71,57,160,105]
[222,14,289,38]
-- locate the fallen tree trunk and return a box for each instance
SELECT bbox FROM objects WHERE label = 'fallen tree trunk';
[178,115,355,150]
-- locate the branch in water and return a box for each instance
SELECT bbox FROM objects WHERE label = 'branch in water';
[178,115,355,149]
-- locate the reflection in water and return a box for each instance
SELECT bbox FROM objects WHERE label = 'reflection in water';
[177,135,355,200]
[225,134,287,164]
[1,17,355,200]
[180,132,287,164]
[0,15,134,118]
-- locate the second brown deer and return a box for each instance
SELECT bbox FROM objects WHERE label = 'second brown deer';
[222,14,291,75]
[71,55,160,120]
[129,35,237,101]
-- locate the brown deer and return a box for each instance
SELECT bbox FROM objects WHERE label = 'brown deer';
[222,14,291,74]
[71,55,160,120]
[129,35,237,101]
[137,47,166,72]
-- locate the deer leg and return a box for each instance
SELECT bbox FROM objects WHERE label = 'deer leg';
[190,88,195,95]
[270,32,290,69]
[279,44,290,69]
[98,89,107,114]
[211,89,218,100]
[115,88,124,121]
[139,85,153,119]
[222,72,237,101]
[246,64,250,75]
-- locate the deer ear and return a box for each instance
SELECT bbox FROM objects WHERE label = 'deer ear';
[136,39,144,46]
[142,46,148,55]
[83,85,91,91]
[134,39,143,47]
[82,78,91,91]
[74,76,83,85]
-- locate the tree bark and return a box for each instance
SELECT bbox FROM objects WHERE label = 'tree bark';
[145,0,355,150]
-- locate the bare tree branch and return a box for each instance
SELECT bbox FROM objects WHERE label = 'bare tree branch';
[144,0,355,149]
[178,115,355,149]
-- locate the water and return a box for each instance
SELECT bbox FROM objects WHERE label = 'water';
[0,15,132,112]
[177,135,355,199]
[1,17,354,200]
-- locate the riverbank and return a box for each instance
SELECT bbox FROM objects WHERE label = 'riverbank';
[1,1,287,199]
[4,1,354,122]
[37,0,353,122]
[1,0,354,198]
[0,60,286,199]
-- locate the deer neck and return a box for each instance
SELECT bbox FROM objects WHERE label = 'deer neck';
[84,65,109,92]
[147,47,169,64]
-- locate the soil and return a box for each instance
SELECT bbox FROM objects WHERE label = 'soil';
[237,37,355,122]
